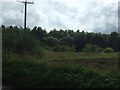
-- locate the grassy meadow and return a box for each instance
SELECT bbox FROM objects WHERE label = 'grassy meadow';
[44,51,118,60]
[2,51,120,88]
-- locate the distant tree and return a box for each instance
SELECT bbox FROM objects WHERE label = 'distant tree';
[16,33,39,53]
[74,32,86,52]
[49,29,62,39]
[2,25,120,55]
[31,26,47,41]
[118,36,120,51]
[2,26,21,52]
[2,26,44,56]
[83,44,103,54]
[52,45,61,52]
[108,32,119,51]
[53,45,71,52]
[43,36,60,47]
[60,36,74,46]
[2,25,5,30]
[93,33,108,48]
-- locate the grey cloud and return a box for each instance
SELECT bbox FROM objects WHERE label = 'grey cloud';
[104,23,117,33]
[76,2,118,33]
[2,2,23,26]
[2,17,22,27]
[27,1,77,30]
[1,1,118,33]
[93,23,117,34]
[118,1,120,34]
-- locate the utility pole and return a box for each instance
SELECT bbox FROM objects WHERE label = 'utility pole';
[24,1,27,30]
[17,0,34,30]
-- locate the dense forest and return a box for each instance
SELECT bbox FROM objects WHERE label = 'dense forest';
[2,25,120,54]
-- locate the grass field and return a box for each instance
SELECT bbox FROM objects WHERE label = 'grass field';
[44,51,118,60]
[44,51,119,71]
[2,51,120,88]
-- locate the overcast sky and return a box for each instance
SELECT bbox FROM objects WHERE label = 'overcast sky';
[1,0,119,33]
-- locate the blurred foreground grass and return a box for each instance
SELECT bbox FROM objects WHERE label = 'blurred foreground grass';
[2,52,120,88]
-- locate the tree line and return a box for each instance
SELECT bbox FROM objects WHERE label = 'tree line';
[2,25,120,54]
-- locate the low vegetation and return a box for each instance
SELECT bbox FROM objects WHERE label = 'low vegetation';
[2,25,120,88]
[44,51,118,60]
[3,53,120,88]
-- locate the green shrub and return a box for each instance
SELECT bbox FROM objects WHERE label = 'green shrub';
[83,44,103,54]
[2,27,44,57]
[52,45,61,52]
[43,36,60,47]
[104,47,114,53]
[33,47,44,58]
[60,45,68,52]
[52,45,74,52]
[3,57,120,88]
[44,46,53,51]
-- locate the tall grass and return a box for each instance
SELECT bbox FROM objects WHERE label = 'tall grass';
[3,52,120,88]
[44,51,118,60]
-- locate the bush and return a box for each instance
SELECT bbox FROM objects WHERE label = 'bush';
[3,57,120,88]
[83,44,103,54]
[16,34,37,53]
[2,26,44,58]
[104,47,114,53]
[52,45,74,52]
[43,36,60,47]
[33,47,44,58]
[60,46,69,52]
[52,45,66,52]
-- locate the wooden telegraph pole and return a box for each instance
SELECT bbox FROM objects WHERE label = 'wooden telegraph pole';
[17,0,34,30]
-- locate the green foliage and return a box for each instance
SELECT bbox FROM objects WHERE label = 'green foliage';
[44,46,53,51]
[108,32,119,52]
[33,47,44,58]
[3,54,120,88]
[53,45,67,52]
[43,36,60,47]
[2,25,44,57]
[49,29,64,39]
[52,45,75,52]
[83,44,103,54]
[16,33,39,53]
[2,26,20,52]
[60,36,74,46]
[104,47,114,53]
[74,32,86,52]
[2,25,120,88]
[31,26,47,41]
[52,45,61,52]
[2,25,120,53]
[44,51,117,61]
